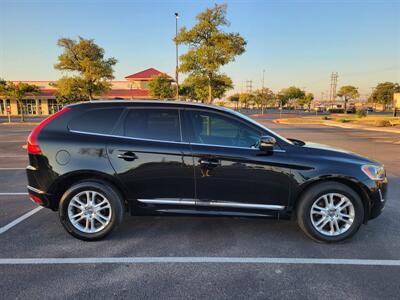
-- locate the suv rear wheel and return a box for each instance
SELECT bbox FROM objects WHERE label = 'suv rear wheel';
[59,180,124,241]
[297,182,364,243]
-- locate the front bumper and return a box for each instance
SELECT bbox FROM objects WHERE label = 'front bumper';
[362,177,388,220]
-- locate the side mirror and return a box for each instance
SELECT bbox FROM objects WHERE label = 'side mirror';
[259,135,276,152]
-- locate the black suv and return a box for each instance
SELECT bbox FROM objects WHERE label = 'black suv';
[26,101,387,242]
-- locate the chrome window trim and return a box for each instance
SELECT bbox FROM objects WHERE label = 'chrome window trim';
[69,129,187,145]
[137,198,285,211]
[69,130,286,152]
[27,185,45,194]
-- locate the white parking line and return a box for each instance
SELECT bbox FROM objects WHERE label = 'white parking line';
[0,193,28,196]
[0,206,43,235]
[0,257,399,266]
[0,168,26,170]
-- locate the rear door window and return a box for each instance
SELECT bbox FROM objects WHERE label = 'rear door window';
[123,108,181,142]
[69,108,123,134]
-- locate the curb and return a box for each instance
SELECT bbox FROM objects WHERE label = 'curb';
[273,119,400,134]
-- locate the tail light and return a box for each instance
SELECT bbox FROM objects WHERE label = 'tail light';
[27,107,71,155]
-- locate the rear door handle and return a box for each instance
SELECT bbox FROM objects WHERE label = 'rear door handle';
[117,152,138,161]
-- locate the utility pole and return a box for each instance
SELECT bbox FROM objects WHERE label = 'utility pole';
[329,72,338,109]
[262,69,265,114]
[245,80,253,93]
[175,12,179,100]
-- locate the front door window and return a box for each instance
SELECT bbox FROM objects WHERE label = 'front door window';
[187,110,262,148]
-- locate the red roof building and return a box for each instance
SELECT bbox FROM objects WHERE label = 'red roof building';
[2,68,174,116]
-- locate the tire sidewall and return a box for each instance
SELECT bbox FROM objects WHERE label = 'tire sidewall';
[59,181,124,241]
[298,182,364,243]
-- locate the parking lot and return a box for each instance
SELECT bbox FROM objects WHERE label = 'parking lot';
[1,118,400,299]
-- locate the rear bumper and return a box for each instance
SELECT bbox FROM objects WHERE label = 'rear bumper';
[27,185,48,206]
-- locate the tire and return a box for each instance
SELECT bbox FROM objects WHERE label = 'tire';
[59,180,124,241]
[297,181,364,243]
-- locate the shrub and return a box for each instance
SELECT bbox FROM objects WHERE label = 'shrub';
[337,118,351,123]
[328,108,345,113]
[356,109,367,118]
[374,120,391,127]
[321,116,330,120]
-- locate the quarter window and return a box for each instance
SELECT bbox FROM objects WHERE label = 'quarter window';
[69,108,123,134]
[187,110,261,147]
[123,109,181,142]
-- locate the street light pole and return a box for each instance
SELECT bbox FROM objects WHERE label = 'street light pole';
[175,12,179,100]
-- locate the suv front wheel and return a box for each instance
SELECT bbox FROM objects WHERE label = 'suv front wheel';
[59,180,124,241]
[297,181,364,243]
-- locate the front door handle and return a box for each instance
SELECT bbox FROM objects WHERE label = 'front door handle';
[199,159,220,166]
[117,152,138,161]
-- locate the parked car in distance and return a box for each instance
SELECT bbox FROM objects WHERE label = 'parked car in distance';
[26,101,388,242]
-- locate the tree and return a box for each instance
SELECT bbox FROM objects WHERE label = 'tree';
[278,86,305,109]
[54,37,117,101]
[175,4,246,103]
[297,92,314,111]
[181,73,233,102]
[254,88,275,112]
[228,93,240,110]
[51,76,89,104]
[239,93,256,108]
[337,85,359,113]
[148,74,174,100]
[369,82,400,115]
[2,82,39,122]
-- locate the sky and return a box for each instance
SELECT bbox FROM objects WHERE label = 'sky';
[0,0,399,98]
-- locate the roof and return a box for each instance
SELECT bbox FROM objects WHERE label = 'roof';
[70,100,235,114]
[124,68,173,81]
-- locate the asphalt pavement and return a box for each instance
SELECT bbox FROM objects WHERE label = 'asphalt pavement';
[0,119,399,299]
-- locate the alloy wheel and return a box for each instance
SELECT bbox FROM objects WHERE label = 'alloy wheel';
[67,190,112,233]
[310,193,355,236]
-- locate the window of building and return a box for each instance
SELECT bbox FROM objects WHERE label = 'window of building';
[17,99,37,115]
[48,99,63,115]
[187,110,261,148]
[123,108,181,142]
[69,108,123,134]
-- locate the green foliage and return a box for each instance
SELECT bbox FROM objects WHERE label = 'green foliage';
[50,76,91,104]
[297,92,314,110]
[228,93,240,102]
[54,37,117,101]
[278,86,305,107]
[239,93,256,108]
[181,74,233,102]
[1,81,39,121]
[369,82,400,108]
[254,88,275,109]
[337,118,351,123]
[337,85,359,113]
[148,74,174,100]
[175,4,246,103]
[356,108,367,118]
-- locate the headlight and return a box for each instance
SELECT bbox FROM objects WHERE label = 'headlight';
[361,164,386,180]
